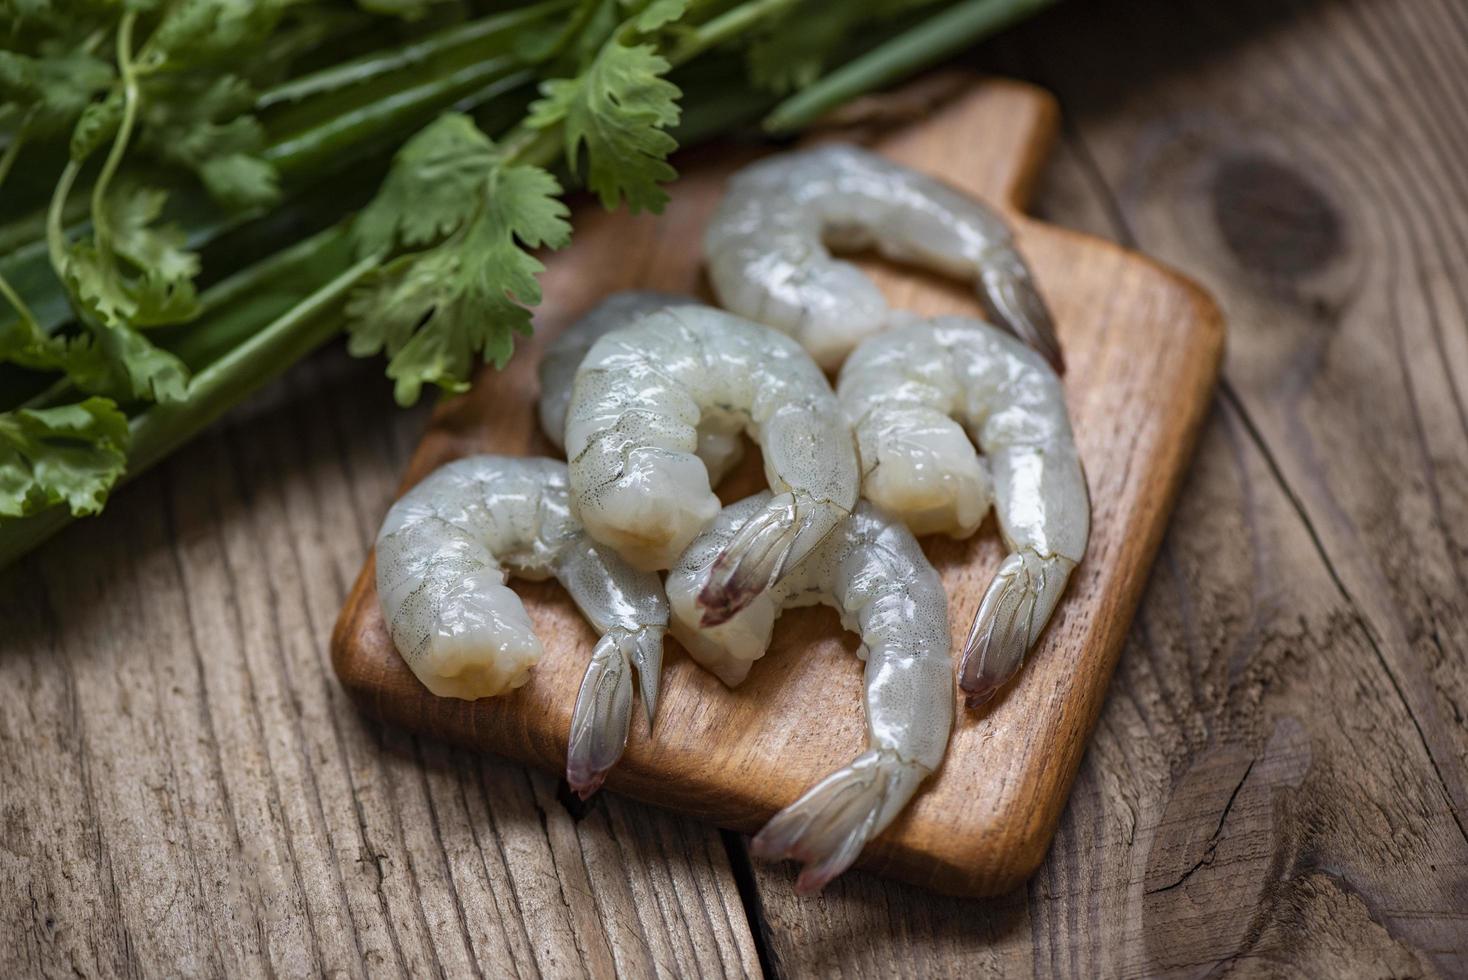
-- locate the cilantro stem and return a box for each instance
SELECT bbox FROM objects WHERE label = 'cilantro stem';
[0,274,37,331]
[128,254,377,472]
[89,11,141,259]
[0,251,377,568]
[258,0,573,110]
[0,136,40,329]
[762,0,1055,133]
[267,62,533,177]
[0,135,20,188]
[667,0,801,66]
[500,123,564,169]
[44,161,81,283]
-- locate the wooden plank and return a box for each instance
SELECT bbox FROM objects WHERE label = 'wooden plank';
[331,77,1224,898]
[747,0,1468,975]
[8,1,1468,973]
[0,348,761,979]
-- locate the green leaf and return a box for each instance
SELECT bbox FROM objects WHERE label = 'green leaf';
[89,320,191,402]
[108,185,201,285]
[61,182,201,331]
[198,152,280,210]
[69,89,124,162]
[346,160,569,405]
[149,0,292,64]
[632,0,688,33]
[528,40,680,213]
[0,398,131,518]
[136,74,280,211]
[0,46,115,138]
[746,14,851,94]
[351,113,499,256]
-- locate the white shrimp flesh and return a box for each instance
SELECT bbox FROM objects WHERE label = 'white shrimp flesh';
[564,304,859,626]
[537,291,747,484]
[704,143,1062,370]
[666,493,954,893]
[375,455,669,797]
[838,315,1089,708]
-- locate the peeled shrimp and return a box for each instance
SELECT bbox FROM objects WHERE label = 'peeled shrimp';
[666,493,953,893]
[374,455,668,796]
[837,316,1089,708]
[704,143,1061,370]
[537,291,746,483]
[564,304,859,625]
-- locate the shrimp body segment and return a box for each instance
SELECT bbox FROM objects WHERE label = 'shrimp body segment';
[537,291,747,484]
[838,316,1089,707]
[704,143,1061,369]
[374,455,668,797]
[666,494,954,893]
[564,304,859,624]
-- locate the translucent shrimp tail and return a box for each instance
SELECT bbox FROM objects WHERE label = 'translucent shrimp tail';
[566,626,664,799]
[751,749,927,895]
[958,549,1075,708]
[978,254,1064,373]
[696,491,840,627]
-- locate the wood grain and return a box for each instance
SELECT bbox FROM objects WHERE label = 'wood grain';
[744,1,1468,976]
[0,351,760,979]
[330,78,1225,897]
[8,1,1468,974]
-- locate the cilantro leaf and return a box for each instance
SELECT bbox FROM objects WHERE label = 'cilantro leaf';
[347,157,569,405]
[69,89,124,162]
[631,0,689,33]
[0,398,131,518]
[136,74,280,210]
[198,152,279,210]
[528,40,681,213]
[352,113,499,256]
[0,46,115,138]
[148,0,292,64]
[87,320,191,403]
[61,181,201,331]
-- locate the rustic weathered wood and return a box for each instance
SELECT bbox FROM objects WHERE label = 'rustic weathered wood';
[0,351,761,979]
[8,0,1468,973]
[744,0,1468,976]
[330,78,1224,898]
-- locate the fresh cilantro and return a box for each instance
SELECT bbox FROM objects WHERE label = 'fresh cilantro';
[528,39,681,212]
[346,115,570,405]
[61,181,201,331]
[632,0,690,34]
[136,74,280,211]
[0,398,130,518]
[746,0,942,94]
[0,46,115,139]
[352,113,500,256]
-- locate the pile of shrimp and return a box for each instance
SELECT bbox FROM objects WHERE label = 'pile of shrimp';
[372,144,1089,893]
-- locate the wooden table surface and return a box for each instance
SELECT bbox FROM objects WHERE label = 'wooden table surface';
[4,0,1466,976]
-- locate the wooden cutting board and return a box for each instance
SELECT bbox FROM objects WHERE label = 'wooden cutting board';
[331,75,1224,897]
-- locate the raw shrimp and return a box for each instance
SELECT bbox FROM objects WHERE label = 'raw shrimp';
[837,316,1089,708]
[537,291,747,483]
[666,493,953,893]
[704,143,1062,370]
[375,455,668,797]
[564,304,859,625]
